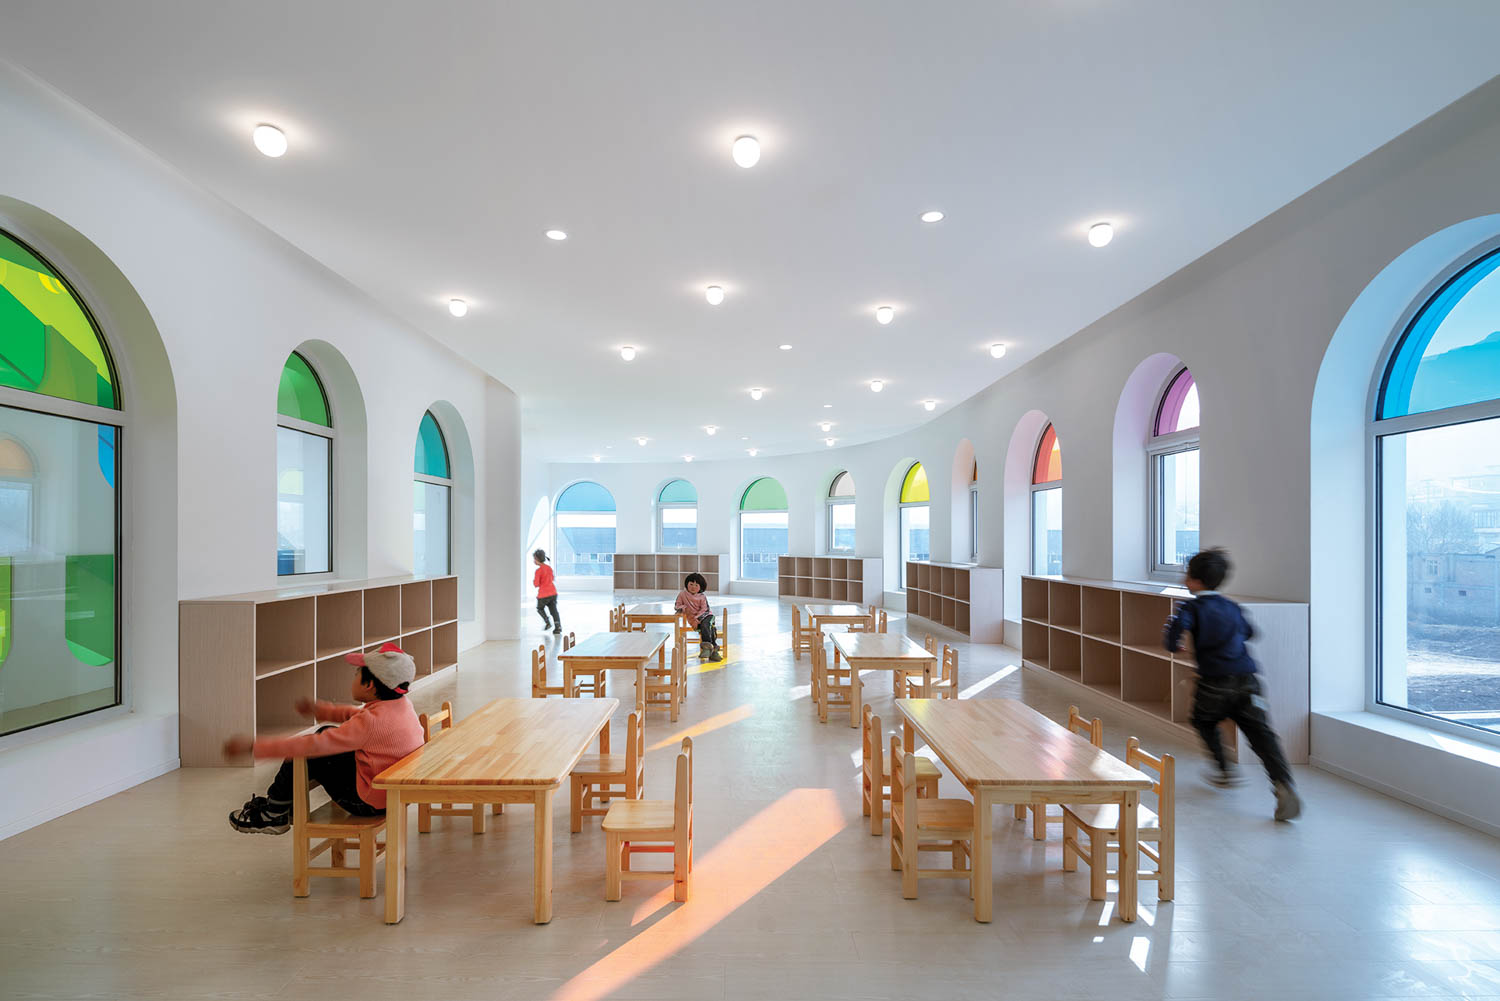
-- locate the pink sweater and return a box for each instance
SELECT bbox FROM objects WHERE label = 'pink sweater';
[675,589,709,622]
[253,698,424,809]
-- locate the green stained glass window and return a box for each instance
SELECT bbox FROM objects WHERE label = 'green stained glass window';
[415,411,450,478]
[900,463,929,504]
[658,478,697,503]
[277,352,331,427]
[740,477,787,511]
[0,230,118,409]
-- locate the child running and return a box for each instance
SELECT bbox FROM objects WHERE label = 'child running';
[1163,548,1302,821]
[675,572,723,662]
[533,548,561,635]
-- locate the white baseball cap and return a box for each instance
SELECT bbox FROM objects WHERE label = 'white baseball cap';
[345,642,416,691]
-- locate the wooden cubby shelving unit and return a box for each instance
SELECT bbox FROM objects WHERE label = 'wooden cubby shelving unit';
[1020,575,1310,763]
[611,554,726,593]
[179,575,459,766]
[776,556,884,606]
[904,562,1005,642]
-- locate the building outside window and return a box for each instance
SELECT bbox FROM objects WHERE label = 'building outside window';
[899,462,930,588]
[827,470,855,553]
[276,352,332,575]
[413,410,450,576]
[555,481,616,577]
[739,477,788,581]
[1150,366,1200,576]
[657,479,698,550]
[1031,424,1062,574]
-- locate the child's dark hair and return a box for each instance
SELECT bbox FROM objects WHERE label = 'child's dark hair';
[683,572,708,592]
[359,665,408,700]
[533,549,548,563]
[1186,548,1230,591]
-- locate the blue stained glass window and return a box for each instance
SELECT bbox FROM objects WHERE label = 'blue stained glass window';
[557,481,616,512]
[1380,248,1500,419]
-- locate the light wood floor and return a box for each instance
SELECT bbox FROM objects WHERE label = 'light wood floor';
[4,593,1500,1000]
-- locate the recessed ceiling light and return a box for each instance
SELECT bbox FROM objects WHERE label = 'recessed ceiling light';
[823,403,833,408]
[732,135,761,168]
[620,345,637,361]
[923,400,937,411]
[989,343,1007,359]
[920,210,945,223]
[684,455,694,463]
[747,448,758,456]
[705,285,725,306]
[705,425,718,436]
[820,421,832,432]
[778,344,792,351]
[252,123,287,158]
[740,435,749,440]
[749,388,764,401]
[636,436,648,446]
[546,229,568,241]
[875,306,894,325]
[825,438,836,447]
[447,298,468,317]
[1088,221,1113,248]
[593,455,601,462]
[870,379,884,393]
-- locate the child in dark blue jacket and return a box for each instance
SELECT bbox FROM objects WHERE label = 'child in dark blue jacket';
[1164,549,1302,821]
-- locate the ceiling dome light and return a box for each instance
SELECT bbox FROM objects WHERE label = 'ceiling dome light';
[823,403,832,408]
[636,436,648,446]
[923,400,937,411]
[545,229,568,241]
[820,421,832,432]
[747,448,758,457]
[875,305,894,325]
[619,345,637,361]
[870,379,884,393]
[732,135,761,168]
[684,455,694,463]
[1088,221,1114,248]
[920,210,945,223]
[825,438,836,447]
[989,342,1007,359]
[593,455,602,462]
[749,387,764,401]
[778,344,792,351]
[704,285,725,306]
[704,425,718,436]
[447,298,468,317]
[252,123,287,157]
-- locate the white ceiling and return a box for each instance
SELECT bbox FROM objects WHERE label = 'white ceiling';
[3,1,1500,462]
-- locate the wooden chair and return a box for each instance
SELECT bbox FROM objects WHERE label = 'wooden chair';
[561,631,607,698]
[889,735,973,900]
[417,701,488,833]
[531,643,576,698]
[1063,736,1175,903]
[643,640,685,722]
[875,610,888,633]
[562,631,577,651]
[849,605,878,633]
[571,711,645,832]
[1020,705,1103,838]
[816,636,861,726]
[908,645,959,701]
[862,705,940,835]
[609,603,630,632]
[291,757,386,898]
[603,737,694,903]
[791,606,816,661]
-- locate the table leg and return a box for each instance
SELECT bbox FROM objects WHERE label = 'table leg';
[973,789,993,922]
[563,663,575,697]
[383,790,406,924]
[534,788,554,923]
[635,664,646,715]
[1118,789,1140,922]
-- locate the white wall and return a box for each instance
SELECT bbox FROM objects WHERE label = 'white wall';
[0,62,523,838]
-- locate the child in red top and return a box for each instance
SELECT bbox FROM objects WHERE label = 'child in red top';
[222,643,424,834]
[675,572,722,661]
[533,548,561,635]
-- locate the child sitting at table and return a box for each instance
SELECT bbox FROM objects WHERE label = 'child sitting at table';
[1163,548,1302,821]
[675,572,723,662]
[221,643,424,834]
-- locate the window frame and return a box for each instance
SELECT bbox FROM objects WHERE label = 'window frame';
[1148,367,1200,581]
[969,461,979,563]
[738,477,788,582]
[656,479,698,552]
[897,463,929,589]
[413,410,452,578]
[826,471,855,555]
[1030,424,1062,576]
[554,480,618,579]
[275,352,334,578]
[1368,240,1500,748]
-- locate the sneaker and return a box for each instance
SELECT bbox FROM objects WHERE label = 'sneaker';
[711,645,724,662]
[229,794,290,835]
[552,627,562,635]
[1205,765,1246,788]
[1273,781,1303,822]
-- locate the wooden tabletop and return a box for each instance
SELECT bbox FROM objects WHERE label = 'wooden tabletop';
[374,697,618,788]
[802,603,869,618]
[625,602,682,617]
[831,633,934,661]
[895,698,1154,791]
[558,631,668,661]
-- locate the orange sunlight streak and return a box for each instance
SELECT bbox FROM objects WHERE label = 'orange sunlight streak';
[551,788,847,1001]
[647,704,754,751]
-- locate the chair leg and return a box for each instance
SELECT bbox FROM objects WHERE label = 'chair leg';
[901,842,918,900]
[472,803,486,835]
[492,802,504,815]
[1014,804,1026,821]
[849,674,862,730]
[1032,804,1046,841]
[293,830,310,898]
[417,802,432,834]
[918,775,939,799]
[674,831,691,902]
[330,838,346,869]
[570,777,584,834]
[359,830,376,899]
[1062,813,1078,871]
[1088,829,1108,901]
[605,833,623,901]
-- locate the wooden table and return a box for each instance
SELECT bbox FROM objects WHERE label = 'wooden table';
[558,631,668,715]
[828,633,937,728]
[895,698,1155,924]
[622,602,680,668]
[802,602,871,632]
[373,696,617,924]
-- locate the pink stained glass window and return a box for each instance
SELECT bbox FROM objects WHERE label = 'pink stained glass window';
[1032,424,1061,484]
[1154,368,1199,436]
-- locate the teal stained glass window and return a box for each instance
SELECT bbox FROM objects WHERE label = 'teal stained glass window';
[557,481,616,512]
[659,479,697,503]
[1379,248,1500,419]
[415,411,450,478]
[277,352,331,427]
[740,477,787,511]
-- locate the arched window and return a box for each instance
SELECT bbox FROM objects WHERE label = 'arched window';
[1374,247,1500,739]
[1031,425,1062,574]
[276,352,333,575]
[1150,366,1200,575]
[0,227,122,734]
[658,479,698,551]
[413,411,451,576]
[555,481,617,577]
[899,462,930,588]
[827,471,855,553]
[739,477,788,581]
[969,459,980,562]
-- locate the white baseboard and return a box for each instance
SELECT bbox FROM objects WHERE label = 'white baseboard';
[1310,754,1500,839]
[0,754,179,841]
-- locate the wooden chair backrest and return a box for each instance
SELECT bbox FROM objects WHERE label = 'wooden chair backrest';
[562,631,576,651]
[942,645,959,685]
[1126,736,1174,826]
[876,610,888,633]
[864,706,883,787]
[625,711,644,790]
[1067,704,1104,747]
[419,700,454,741]
[923,635,936,654]
[675,736,694,817]
[889,735,915,839]
[530,644,548,689]
[792,606,804,640]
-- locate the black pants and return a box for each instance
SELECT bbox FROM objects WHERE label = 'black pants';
[265,729,382,816]
[1191,674,1294,786]
[536,595,560,630]
[693,613,717,651]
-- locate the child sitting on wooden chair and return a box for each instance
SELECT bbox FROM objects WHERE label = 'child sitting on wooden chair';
[221,644,424,834]
[675,572,723,662]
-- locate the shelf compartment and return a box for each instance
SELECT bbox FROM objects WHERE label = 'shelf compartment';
[1020,577,1049,621]
[1121,648,1172,710]
[813,557,831,579]
[700,555,719,574]
[703,573,719,592]
[942,596,958,628]
[795,557,813,577]
[1049,582,1082,630]
[1021,619,1049,668]
[1049,628,1082,679]
[778,576,793,596]
[615,554,636,571]
[402,628,433,677]
[953,603,970,634]
[830,580,848,602]
[255,597,315,677]
[315,656,353,704]
[830,558,848,580]
[315,590,362,659]
[654,572,676,590]
[938,566,953,596]
[847,582,863,604]
[400,580,432,632]
[432,620,458,670]
[813,578,831,600]
[1081,637,1122,696]
[256,663,316,734]
[1080,586,1121,642]
[1121,591,1173,648]
[778,556,793,575]
[954,570,970,602]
